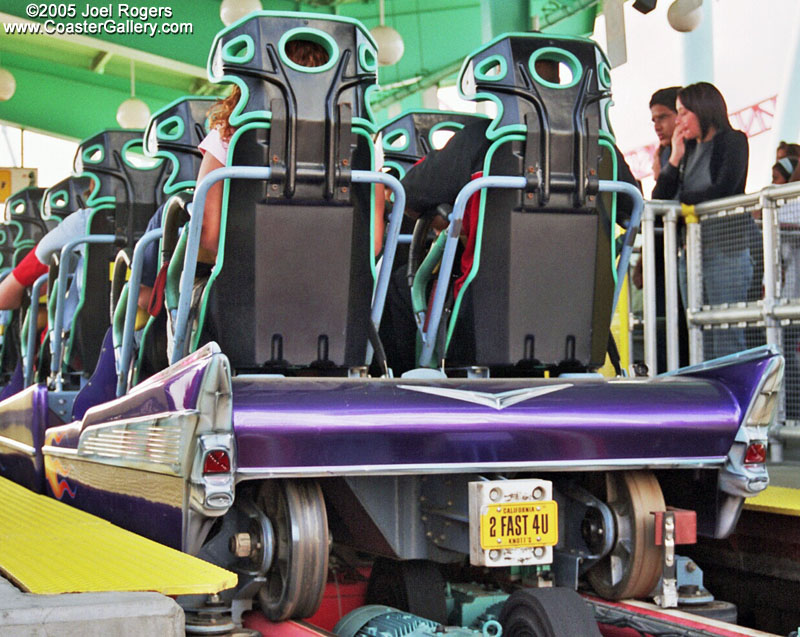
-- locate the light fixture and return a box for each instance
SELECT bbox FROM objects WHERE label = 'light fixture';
[667,0,703,32]
[0,56,15,101]
[116,60,150,129]
[370,0,404,66]
[220,0,262,27]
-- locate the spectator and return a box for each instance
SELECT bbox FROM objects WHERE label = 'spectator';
[653,81,754,358]
[632,86,689,372]
[649,86,681,179]
[774,156,800,299]
[774,156,799,185]
[776,141,800,162]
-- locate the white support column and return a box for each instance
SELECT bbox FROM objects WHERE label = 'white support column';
[685,209,704,364]
[642,204,658,376]
[761,192,780,348]
[663,205,681,371]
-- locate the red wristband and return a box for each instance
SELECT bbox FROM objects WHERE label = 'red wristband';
[12,248,48,287]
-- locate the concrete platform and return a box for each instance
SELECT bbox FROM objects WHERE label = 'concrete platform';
[0,575,184,636]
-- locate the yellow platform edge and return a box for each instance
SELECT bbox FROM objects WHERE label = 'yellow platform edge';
[745,485,800,517]
[0,476,237,595]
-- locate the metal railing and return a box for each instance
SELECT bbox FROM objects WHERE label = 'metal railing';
[636,181,800,460]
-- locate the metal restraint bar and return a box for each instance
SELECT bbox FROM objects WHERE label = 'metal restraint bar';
[51,234,116,390]
[116,228,164,396]
[23,273,49,387]
[417,179,644,368]
[172,167,405,365]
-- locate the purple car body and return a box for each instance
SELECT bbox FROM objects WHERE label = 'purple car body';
[0,337,781,554]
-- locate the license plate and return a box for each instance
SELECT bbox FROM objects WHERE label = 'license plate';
[480,501,558,549]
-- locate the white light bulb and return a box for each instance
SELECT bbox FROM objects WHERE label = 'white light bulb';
[370,25,405,66]
[667,0,703,32]
[116,98,151,129]
[0,67,16,101]
[220,0,262,27]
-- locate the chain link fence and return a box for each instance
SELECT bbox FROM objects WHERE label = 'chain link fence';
[634,182,800,461]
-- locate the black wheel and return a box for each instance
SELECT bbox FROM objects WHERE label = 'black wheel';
[680,600,738,624]
[256,480,329,621]
[365,557,447,624]
[586,471,665,600]
[499,588,601,637]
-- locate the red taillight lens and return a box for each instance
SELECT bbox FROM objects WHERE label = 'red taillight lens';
[203,450,231,474]
[744,442,767,465]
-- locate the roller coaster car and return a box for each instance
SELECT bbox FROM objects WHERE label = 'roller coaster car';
[0,178,92,390]
[0,11,784,627]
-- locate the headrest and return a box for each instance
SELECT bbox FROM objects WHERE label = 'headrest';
[144,96,215,195]
[74,129,165,207]
[379,110,489,176]
[41,175,93,221]
[3,187,45,226]
[207,11,378,131]
[458,32,612,141]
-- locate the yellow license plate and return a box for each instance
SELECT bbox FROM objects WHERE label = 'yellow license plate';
[480,501,558,549]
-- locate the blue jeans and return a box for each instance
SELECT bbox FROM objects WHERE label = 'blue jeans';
[703,247,753,358]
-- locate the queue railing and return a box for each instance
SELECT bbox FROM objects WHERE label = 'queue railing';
[637,182,800,460]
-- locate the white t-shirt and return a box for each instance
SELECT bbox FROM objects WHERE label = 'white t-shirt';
[198,128,230,166]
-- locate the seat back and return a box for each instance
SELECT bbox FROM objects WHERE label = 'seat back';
[195,12,379,372]
[144,96,214,195]
[42,175,94,227]
[379,110,489,179]
[124,97,214,384]
[60,130,167,378]
[446,33,615,370]
[3,187,48,266]
[0,187,49,382]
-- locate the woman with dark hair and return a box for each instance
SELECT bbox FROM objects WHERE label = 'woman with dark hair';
[652,81,754,358]
[653,81,748,204]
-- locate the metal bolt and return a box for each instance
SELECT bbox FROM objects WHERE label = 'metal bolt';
[446,500,453,507]
[686,561,697,572]
[489,488,502,502]
[489,550,500,561]
[533,547,545,558]
[271,184,278,191]
[342,159,349,166]
[341,187,348,193]
[527,166,535,174]
[532,487,544,500]
[526,192,534,200]
[272,155,279,162]
[497,538,502,544]
[426,531,433,538]
[230,532,252,557]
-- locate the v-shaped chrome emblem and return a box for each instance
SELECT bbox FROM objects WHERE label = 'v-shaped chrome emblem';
[398,383,572,410]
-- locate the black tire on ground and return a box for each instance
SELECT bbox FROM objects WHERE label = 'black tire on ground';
[499,588,602,637]
[364,557,448,625]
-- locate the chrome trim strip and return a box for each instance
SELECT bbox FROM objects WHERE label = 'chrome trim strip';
[42,445,78,458]
[0,436,37,456]
[72,410,199,476]
[235,456,725,479]
[398,383,572,410]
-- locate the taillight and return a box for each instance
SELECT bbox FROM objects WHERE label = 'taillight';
[203,450,231,474]
[744,442,767,465]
